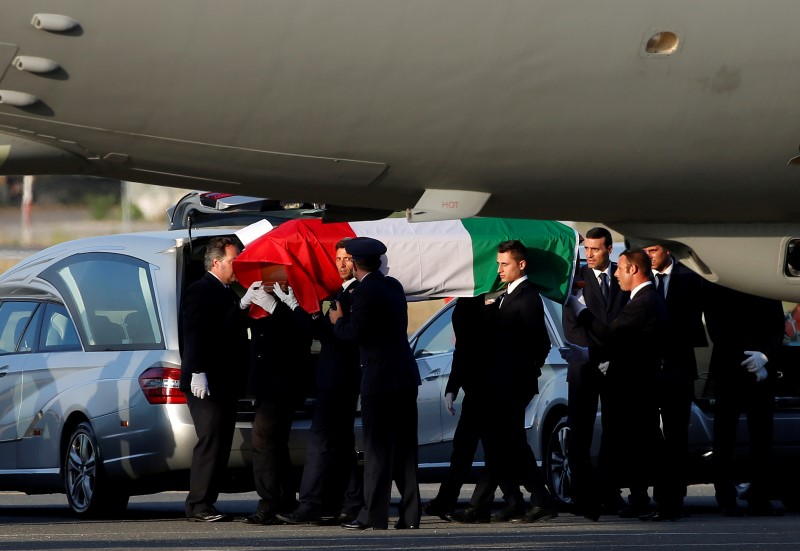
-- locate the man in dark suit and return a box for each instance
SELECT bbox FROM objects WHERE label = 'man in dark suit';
[244,286,312,525]
[703,283,784,516]
[329,237,422,530]
[640,244,707,521]
[456,240,557,523]
[424,295,491,519]
[276,239,364,525]
[563,227,628,519]
[179,237,260,522]
[564,249,667,520]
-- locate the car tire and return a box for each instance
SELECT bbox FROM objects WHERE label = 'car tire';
[63,421,129,517]
[543,415,575,507]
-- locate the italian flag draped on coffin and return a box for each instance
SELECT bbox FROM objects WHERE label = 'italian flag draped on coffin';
[233,218,578,316]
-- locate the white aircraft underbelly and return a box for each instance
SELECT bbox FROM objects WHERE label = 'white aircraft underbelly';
[0,1,798,299]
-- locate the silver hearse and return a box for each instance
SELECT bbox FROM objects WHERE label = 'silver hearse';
[0,230,272,515]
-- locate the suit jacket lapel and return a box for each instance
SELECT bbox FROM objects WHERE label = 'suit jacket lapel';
[666,266,685,305]
[582,266,602,297]
[503,279,529,307]
[585,263,616,312]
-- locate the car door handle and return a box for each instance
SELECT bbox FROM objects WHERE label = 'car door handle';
[423,368,441,381]
[0,365,8,378]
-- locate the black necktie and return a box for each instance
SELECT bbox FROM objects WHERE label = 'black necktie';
[656,273,666,299]
[599,273,609,302]
[498,291,507,309]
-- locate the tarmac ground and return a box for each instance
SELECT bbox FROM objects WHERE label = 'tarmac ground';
[0,484,798,551]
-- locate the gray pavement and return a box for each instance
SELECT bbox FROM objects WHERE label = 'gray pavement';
[1,485,799,550]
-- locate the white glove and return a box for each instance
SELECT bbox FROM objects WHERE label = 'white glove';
[444,392,456,416]
[240,281,262,308]
[566,294,586,317]
[190,372,210,399]
[560,342,589,364]
[597,361,609,375]
[273,282,299,310]
[251,288,277,313]
[742,350,768,383]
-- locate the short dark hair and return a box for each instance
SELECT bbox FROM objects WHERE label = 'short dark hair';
[204,237,238,271]
[619,249,652,278]
[497,240,527,263]
[585,227,612,248]
[335,237,353,251]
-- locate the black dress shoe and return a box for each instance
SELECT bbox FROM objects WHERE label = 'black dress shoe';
[423,501,452,520]
[511,506,558,523]
[188,509,231,522]
[342,519,371,530]
[246,508,282,525]
[639,510,680,522]
[394,520,420,529]
[492,504,526,522]
[335,512,357,525]
[446,506,491,524]
[276,510,323,525]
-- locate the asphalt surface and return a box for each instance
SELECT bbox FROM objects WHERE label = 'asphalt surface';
[1,485,798,551]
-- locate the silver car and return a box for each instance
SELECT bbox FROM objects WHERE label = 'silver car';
[0,229,278,516]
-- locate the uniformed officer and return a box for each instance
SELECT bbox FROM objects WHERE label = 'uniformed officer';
[329,237,422,530]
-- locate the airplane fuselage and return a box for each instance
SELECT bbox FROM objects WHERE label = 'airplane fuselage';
[1,1,799,299]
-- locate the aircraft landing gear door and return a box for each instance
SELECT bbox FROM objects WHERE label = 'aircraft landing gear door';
[0,302,39,453]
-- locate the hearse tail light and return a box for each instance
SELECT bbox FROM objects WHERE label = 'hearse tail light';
[138,367,186,405]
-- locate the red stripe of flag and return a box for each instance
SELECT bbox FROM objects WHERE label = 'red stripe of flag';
[234,220,357,315]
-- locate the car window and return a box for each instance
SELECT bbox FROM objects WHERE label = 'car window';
[413,303,455,358]
[18,303,44,353]
[39,303,81,352]
[0,302,39,354]
[40,252,165,351]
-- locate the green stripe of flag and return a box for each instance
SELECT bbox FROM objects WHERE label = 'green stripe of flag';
[462,218,577,303]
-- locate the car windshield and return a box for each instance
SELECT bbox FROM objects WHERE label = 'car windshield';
[40,252,164,351]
